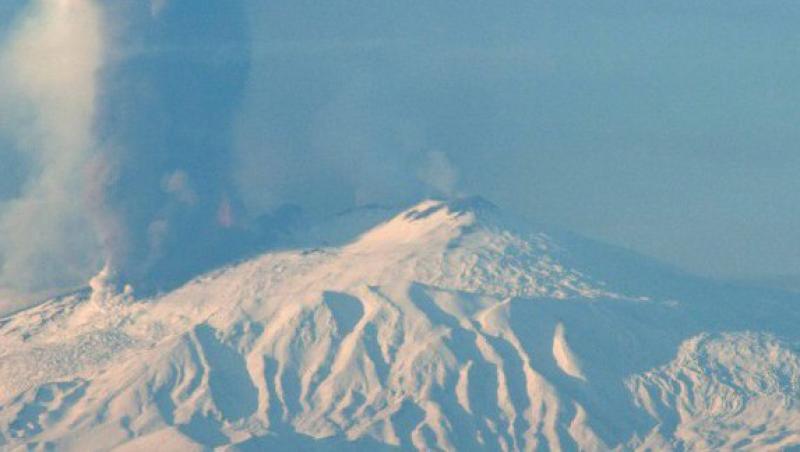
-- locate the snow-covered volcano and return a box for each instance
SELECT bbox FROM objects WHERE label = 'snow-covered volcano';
[1,198,799,451]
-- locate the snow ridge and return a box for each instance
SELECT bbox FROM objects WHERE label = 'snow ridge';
[0,199,798,451]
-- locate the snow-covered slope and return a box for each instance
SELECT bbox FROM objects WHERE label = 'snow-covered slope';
[1,198,799,451]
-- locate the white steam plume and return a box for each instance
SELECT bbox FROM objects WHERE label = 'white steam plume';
[418,150,460,198]
[0,0,106,295]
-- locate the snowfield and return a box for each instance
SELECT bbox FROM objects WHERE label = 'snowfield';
[0,198,798,451]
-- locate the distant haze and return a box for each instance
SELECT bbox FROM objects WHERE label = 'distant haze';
[1,0,799,301]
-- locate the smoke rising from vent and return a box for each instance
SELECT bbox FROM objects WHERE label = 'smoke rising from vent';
[0,0,460,304]
[0,0,105,295]
[91,0,252,291]
[20,1,800,302]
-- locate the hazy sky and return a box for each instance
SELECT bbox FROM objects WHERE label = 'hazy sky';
[1,0,799,301]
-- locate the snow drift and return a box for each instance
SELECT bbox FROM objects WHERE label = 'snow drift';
[0,198,798,451]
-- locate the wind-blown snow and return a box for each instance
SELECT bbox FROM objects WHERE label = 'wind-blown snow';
[0,198,798,451]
